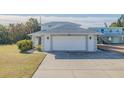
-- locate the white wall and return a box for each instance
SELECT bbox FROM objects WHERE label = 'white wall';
[87,35,97,51]
[44,34,51,51]
[44,34,97,52]
[32,35,39,47]
[111,37,122,43]
[32,34,97,52]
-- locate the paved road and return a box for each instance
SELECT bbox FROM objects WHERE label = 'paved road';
[33,50,124,78]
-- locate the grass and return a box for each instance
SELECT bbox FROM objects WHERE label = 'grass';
[0,45,46,78]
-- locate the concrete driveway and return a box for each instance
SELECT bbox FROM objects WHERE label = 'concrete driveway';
[33,50,124,78]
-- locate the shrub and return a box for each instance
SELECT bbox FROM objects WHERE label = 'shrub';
[36,45,43,52]
[16,40,32,52]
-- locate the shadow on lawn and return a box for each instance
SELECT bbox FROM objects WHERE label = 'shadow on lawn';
[19,49,35,54]
[20,52,33,54]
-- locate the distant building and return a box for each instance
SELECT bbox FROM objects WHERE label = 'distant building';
[89,27,124,44]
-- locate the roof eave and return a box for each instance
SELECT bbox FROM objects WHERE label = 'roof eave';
[41,32,101,35]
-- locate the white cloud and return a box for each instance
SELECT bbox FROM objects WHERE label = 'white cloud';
[0,15,118,28]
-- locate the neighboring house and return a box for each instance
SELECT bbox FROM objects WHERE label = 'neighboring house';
[29,22,100,52]
[89,27,124,44]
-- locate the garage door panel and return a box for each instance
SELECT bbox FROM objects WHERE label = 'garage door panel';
[52,36,86,51]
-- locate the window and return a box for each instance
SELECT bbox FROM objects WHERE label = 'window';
[122,28,124,32]
[38,37,41,45]
[101,29,104,33]
[48,25,52,27]
[109,30,112,32]
[89,36,92,40]
[43,29,46,31]
[47,36,49,40]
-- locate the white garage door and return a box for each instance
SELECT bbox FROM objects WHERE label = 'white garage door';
[52,36,86,51]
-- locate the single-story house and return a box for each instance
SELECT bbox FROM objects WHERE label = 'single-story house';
[29,22,101,52]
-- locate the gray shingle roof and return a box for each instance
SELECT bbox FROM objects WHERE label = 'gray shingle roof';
[43,21,81,27]
[30,22,100,35]
[41,27,96,34]
[42,22,98,34]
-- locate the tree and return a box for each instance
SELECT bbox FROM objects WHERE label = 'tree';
[110,22,118,27]
[110,15,124,27]
[0,24,7,31]
[104,23,108,27]
[117,19,122,27]
[119,15,124,26]
[25,18,39,34]
[0,17,40,44]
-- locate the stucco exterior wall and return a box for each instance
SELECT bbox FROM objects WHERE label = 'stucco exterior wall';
[87,35,97,51]
[32,35,39,47]
[43,34,97,52]
[43,34,51,51]
[32,34,98,52]
[111,37,123,43]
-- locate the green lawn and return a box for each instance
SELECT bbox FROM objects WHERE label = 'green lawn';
[0,45,46,78]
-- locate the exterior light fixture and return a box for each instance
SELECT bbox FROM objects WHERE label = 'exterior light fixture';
[89,36,92,40]
[47,36,49,40]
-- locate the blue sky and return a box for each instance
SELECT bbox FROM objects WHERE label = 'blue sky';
[0,14,122,28]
